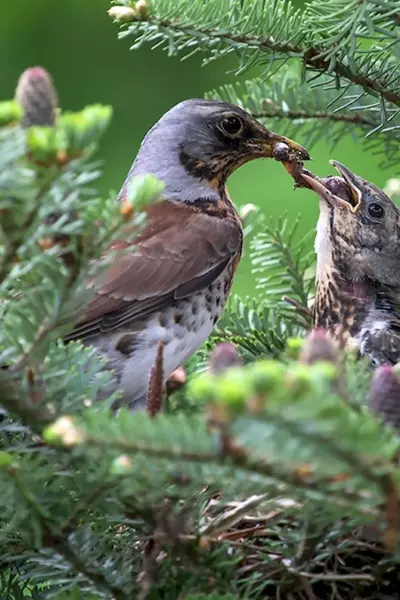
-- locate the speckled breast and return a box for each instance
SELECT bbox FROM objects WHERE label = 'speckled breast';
[314,269,372,346]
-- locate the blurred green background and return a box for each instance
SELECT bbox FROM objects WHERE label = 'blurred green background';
[1,0,390,295]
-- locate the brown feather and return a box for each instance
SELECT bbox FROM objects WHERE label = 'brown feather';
[65,199,242,341]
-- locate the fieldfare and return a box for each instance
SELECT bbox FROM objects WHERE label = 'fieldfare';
[302,161,400,366]
[65,99,309,408]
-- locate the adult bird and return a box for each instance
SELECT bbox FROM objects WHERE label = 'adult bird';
[302,161,400,366]
[65,99,309,409]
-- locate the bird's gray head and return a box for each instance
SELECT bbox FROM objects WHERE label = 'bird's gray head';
[120,99,309,204]
[303,161,400,287]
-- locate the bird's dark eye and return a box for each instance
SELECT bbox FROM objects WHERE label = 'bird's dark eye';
[220,116,243,137]
[367,203,384,219]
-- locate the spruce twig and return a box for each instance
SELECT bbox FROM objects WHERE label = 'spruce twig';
[81,430,379,514]
[251,108,375,126]
[111,3,400,106]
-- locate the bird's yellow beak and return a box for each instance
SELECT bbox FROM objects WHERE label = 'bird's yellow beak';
[262,132,310,161]
[250,120,310,161]
[301,161,362,213]
[280,136,310,161]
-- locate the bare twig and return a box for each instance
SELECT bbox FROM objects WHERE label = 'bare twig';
[252,108,375,127]
[200,493,269,537]
[289,569,375,582]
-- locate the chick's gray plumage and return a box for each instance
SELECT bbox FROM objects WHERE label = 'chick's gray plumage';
[304,162,400,366]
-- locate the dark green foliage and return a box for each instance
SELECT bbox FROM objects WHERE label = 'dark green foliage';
[112,0,400,142]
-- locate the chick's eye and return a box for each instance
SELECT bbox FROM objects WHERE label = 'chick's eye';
[220,116,243,137]
[368,203,384,219]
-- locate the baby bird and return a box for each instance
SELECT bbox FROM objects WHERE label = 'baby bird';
[302,161,400,366]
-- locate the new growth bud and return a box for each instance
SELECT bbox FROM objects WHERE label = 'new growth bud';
[108,1,148,23]
[43,416,85,447]
[111,455,132,474]
[135,0,148,17]
[383,178,400,200]
[15,67,58,128]
[108,6,136,22]
[239,203,258,225]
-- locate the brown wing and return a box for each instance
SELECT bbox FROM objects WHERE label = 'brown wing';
[65,201,242,341]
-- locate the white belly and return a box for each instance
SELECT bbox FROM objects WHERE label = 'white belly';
[120,307,216,404]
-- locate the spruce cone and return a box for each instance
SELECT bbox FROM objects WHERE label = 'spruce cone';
[300,328,338,365]
[15,67,58,128]
[209,343,242,374]
[369,365,400,430]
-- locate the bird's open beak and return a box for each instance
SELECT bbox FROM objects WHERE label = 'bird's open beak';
[301,160,362,213]
[330,161,362,210]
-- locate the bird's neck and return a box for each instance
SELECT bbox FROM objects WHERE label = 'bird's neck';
[120,162,223,206]
[118,130,226,206]
[118,150,241,229]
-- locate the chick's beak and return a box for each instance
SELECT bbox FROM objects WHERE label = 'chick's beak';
[301,173,344,207]
[301,161,362,214]
[329,160,362,210]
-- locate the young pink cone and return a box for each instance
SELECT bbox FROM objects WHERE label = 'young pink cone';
[15,66,58,128]
[208,342,243,375]
[370,365,400,430]
[300,328,339,365]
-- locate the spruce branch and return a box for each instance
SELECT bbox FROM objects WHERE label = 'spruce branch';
[304,0,400,57]
[44,410,386,516]
[0,169,58,285]
[250,215,314,327]
[254,108,374,126]
[87,433,380,512]
[0,369,54,433]
[110,0,400,109]
[3,461,128,600]
[211,295,302,360]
